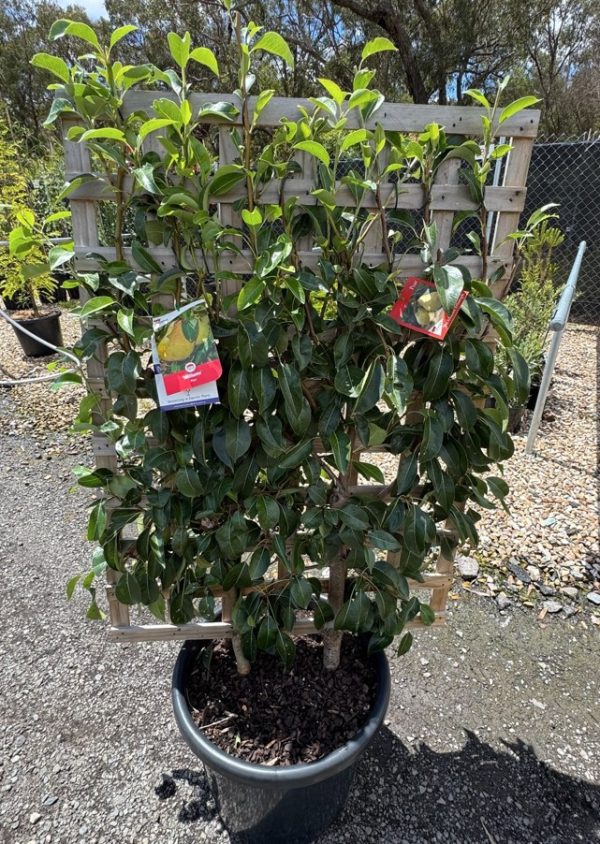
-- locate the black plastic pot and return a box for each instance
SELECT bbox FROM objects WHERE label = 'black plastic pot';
[172,641,391,844]
[12,310,63,357]
[526,373,543,411]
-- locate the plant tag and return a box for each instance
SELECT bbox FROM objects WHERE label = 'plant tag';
[151,299,222,411]
[390,277,467,339]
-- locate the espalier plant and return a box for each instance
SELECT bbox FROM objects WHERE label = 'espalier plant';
[31,5,545,674]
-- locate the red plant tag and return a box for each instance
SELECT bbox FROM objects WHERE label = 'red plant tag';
[390,277,467,339]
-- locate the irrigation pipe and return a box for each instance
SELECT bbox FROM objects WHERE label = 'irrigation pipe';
[0,308,80,386]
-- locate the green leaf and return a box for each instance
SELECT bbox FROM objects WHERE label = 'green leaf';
[131,240,162,273]
[31,52,70,83]
[257,615,279,649]
[475,297,513,345]
[80,127,127,143]
[361,37,398,61]
[318,78,346,105]
[189,46,219,76]
[167,31,190,68]
[48,244,74,270]
[397,631,413,655]
[451,390,477,430]
[227,363,251,416]
[293,140,330,167]
[420,414,444,462]
[133,163,160,194]
[291,578,313,609]
[252,32,294,68]
[368,529,401,551]
[330,430,351,474]
[224,416,252,462]
[498,96,540,124]
[66,574,81,599]
[422,349,453,401]
[209,164,246,197]
[509,348,530,405]
[465,89,491,109]
[237,276,265,310]
[420,603,436,626]
[275,630,296,668]
[49,19,100,49]
[404,505,434,554]
[354,360,384,415]
[395,451,418,495]
[78,296,115,317]
[256,496,280,531]
[335,591,371,632]
[215,512,250,559]
[115,572,142,605]
[313,598,334,629]
[353,461,385,483]
[109,24,137,49]
[175,466,204,497]
[339,504,369,531]
[432,264,465,314]
[223,562,252,591]
[279,439,314,469]
[241,207,262,228]
[249,547,271,580]
[340,129,369,152]
[138,118,175,144]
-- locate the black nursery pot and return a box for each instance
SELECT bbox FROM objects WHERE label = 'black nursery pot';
[172,640,391,844]
[13,310,63,357]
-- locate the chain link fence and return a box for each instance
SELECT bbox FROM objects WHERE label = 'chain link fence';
[522,133,600,323]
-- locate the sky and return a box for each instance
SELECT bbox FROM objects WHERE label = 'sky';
[56,0,107,21]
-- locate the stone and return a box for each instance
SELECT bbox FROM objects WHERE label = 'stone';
[542,516,557,527]
[496,592,512,611]
[543,600,563,614]
[456,555,479,580]
[561,587,579,600]
[587,592,600,606]
[507,559,530,584]
[563,606,577,618]
[527,565,541,582]
[29,813,42,825]
[537,583,556,597]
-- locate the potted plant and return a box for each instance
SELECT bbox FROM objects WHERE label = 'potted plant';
[498,221,565,427]
[3,207,74,356]
[31,9,542,842]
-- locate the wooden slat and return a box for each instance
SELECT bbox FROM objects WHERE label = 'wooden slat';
[492,136,536,262]
[121,90,540,136]
[66,175,527,214]
[73,244,507,279]
[107,613,446,642]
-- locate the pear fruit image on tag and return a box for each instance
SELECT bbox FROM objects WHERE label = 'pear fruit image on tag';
[390,277,467,340]
[151,299,222,410]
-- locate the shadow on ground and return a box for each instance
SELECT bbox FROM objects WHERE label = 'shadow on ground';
[158,729,600,844]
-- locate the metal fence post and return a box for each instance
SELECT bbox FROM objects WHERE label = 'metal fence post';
[525,240,587,455]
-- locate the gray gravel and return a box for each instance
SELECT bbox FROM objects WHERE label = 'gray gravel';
[1,418,599,844]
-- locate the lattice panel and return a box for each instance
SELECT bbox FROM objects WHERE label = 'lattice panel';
[61,94,540,642]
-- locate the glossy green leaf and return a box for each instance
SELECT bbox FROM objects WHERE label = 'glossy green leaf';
[252,31,294,68]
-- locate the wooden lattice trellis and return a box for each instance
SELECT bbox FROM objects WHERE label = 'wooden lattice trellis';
[61,93,540,643]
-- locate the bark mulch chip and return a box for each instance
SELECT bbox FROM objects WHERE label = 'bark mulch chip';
[187,635,377,767]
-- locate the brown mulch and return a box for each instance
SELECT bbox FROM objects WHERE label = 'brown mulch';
[187,636,377,766]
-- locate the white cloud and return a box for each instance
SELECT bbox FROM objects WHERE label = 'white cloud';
[56,0,107,21]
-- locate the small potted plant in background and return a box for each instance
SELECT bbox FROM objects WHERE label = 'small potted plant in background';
[3,207,73,356]
[498,220,565,428]
[28,7,543,842]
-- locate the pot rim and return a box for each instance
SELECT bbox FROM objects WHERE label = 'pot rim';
[12,309,61,324]
[172,638,391,788]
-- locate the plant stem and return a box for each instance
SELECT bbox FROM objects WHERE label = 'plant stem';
[322,554,347,670]
[231,632,251,675]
